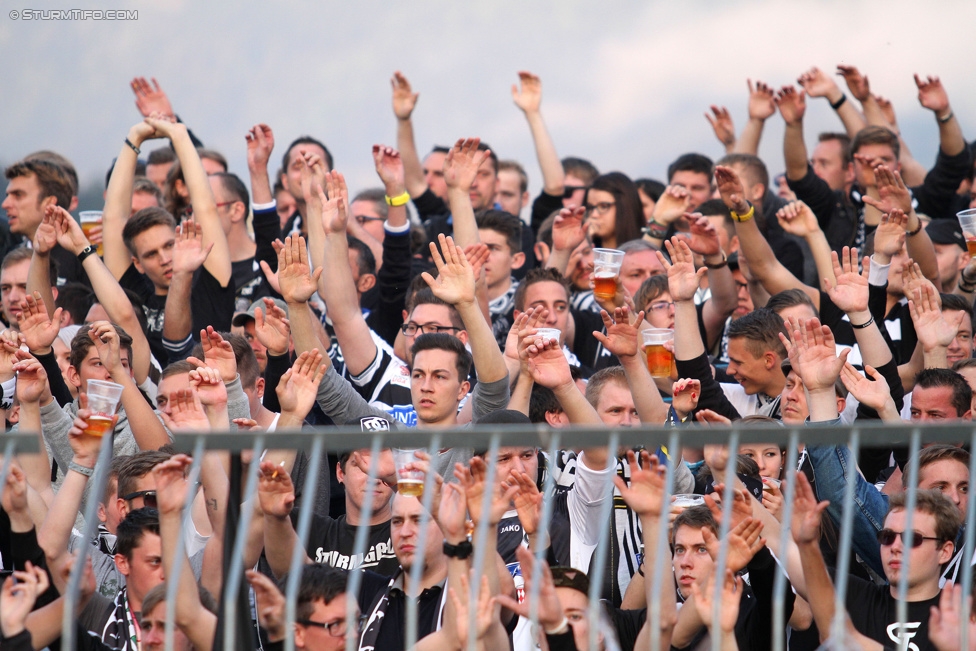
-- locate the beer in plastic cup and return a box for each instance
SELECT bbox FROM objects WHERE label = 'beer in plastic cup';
[592,248,625,301]
[393,448,425,497]
[79,211,104,256]
[83,380,124,438]
[957,209,976,257]
[642,328,674,377]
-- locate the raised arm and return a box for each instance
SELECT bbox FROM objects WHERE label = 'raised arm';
[915,73,966,157]
[145,115,232,287]
[26,210,58,318]
[706,105,736,154]
[513,71,564,196]
[776,85,810,182]
[823,247,893,370]
[443,138,488,249]
[684,214,738,345]
[733,79,776,156]
[246,123,275,206]
[775,200,836,291]
[163,219,211,356]
[391,71,428,199]
[798,66,866,138]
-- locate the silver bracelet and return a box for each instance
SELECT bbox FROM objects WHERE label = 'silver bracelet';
[68,461,95,477]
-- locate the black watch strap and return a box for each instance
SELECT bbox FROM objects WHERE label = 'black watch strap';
[77,245,98,263]
[442,540,473,560]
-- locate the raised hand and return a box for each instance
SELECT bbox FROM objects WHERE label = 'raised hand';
[172,219,213,275]
[254,299,291,357]
[508,470,543,538]
[862,165,912,215]
[437,480,469,543]
[0,562,50,637]
[671,378,701,417]
[703,486,753,529]
[160,389,211,432]
[702,516,764,573]
[929,583,976,651]
[840,363,895,415]
[510,306,549,366]
[33,207,58,254]
[714,165,750,214]
[143,111,186,140]
[914,74,950,115]
[774,85,806,126]
[246,124,275,172]
[151,454,192,516]
[494,546,565,631]
[775,200,820,238]
[651,185,692,226]
[823,248,869,314]
[902,260,939,309]
[246,570,287,643]
[523,334,572,389]
[421,234,476,307]
[190,366,228,408]
[909,282,963,353]
[450,572,495,646]
[391,71,419,120]
[789,471,829,545]
[131,77,175,118]
[550,207,587,252]
[258,460,296,519]
[872,209,908,260]
[299,151,328,216]
[705,105,735,148]
[658,238,707,303]
[762,480,785,520]
[836,65,870,102]
[456,457,517,526]
[188,326,237,384]
[797,67,840,99]
[18,291,62,353]
[874,95,898,128]
[690,569,742,634]
[0,464,28,518]
[462,243,490,283]
[682,213,721,256]
[780,317,848,393]
[593,307,643,360]
[277,350,328,421]
[276,235,322,304]
[443,138,488,192]
[512,71,542,114]
[88,321,123,377]
[49,205,91,255]
[747,79,776,121]
[614,450,668,518]
[12,351,48,405]
[372,145,406,194]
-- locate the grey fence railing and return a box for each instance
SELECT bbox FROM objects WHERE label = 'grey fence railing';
[4,421,975,651]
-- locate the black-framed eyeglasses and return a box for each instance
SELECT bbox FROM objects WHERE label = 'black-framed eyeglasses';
[400,323,462,336]
[298,614,367,637]
[562,185,589,199]
[122,490,157,508]
[355,215,385,225]
[585,201,616,216]
[877,529,942,548]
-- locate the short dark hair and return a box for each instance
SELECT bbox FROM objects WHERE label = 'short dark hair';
[116,507,160,560]
[197,148,228,172]
[132,176,164,205]
[211,171,250,213]
[293,564,348,621]
[476,210,522,256]
[634,275,670,313]
[409,333,472,380]
[1,247,33,271]
[141,583,217,623]
[513,267,570,313]
[905,444,972,489]
[562,157,599,185]
[146,147,177,166]
[888,489,962,546]
[635,178,665,202]
[818,133,853,166]
[717,153,769,190]
[941,293,971,317]
[498,160,528,194]
[24,151,78,196]
[69,323,134,375]
[282,136,334,175]
[161,360,196,380]
[351,188,389,220]
[726,308,789,360]
[5,159,74,209]
[122,207,176,256]
[117,450,172,501]
[851,126,900,162]
[476,142,499,174]
[914,368,973,417]
[405,286,464,330]
[697,199,735,241]
[667,153,714,184]
[585,172,644,247]
[103,455,130,506]
[347,235,377,277]
[672,505,717,546]
[765,289,819,318]
[529,384,562,424]
[55,282,95,324]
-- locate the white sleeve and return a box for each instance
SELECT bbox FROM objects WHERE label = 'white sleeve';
[567,453,615,547]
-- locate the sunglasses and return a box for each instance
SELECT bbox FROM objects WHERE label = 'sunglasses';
[122,490,158,508]
[877,528,941,548]
[562,185,589,199]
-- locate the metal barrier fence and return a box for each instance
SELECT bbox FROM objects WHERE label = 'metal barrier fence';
[3,420,975,651]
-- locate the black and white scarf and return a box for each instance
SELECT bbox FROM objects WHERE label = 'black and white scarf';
[99,585,139,651]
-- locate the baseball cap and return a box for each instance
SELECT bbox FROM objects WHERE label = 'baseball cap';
[549,567,590,596]
[232,297,289,327]
[926,219,965,250]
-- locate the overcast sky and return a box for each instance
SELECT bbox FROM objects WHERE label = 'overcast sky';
[2,0,974,209]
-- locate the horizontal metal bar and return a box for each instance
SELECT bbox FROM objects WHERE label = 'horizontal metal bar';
[0,432,41,453]
[169,421,976,453]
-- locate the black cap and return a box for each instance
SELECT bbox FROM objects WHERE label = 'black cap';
[926,219,966,250]
[550,567,590,596]
[477,409,531,425]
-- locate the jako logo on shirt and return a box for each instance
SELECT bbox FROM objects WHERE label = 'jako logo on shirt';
[886,622,920,651]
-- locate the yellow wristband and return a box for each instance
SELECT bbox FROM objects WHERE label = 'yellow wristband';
[731,204,755,223]
[385,191,410,207]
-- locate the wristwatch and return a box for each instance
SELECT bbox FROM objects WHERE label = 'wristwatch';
[443,540,473,559]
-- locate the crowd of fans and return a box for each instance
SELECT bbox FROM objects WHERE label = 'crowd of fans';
[0,62,975,651]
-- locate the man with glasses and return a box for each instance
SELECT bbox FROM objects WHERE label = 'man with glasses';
[294,564,366,651]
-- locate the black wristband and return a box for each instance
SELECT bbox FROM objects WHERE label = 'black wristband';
[851,315,875,329]
[124,137,141,155]
[77,245,98,263]
[443,540,473,560]
[830,94,847,110]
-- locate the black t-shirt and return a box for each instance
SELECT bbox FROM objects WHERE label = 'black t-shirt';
[846,576,940,651]
[231,257,270,313]
[358,570,444,651]
[610,606,647,651]
[572,308,619,373]
[294,511,399,576]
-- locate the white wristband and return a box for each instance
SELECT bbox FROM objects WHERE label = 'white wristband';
[544,617,570,636]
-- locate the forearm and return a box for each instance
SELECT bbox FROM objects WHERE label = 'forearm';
[83,255,151,383]
[263,515,304,578]
[904,217,939,283]
[163,272,194,343]
[115,370,170,450]
[674,301,706,360]
[552,381,602,426]
[159,512,209,630]
[733,118,764,156]
[103,135,141,279]
[524,111,564,195]
[846,310,892,370]
[289,301,326,357]
[320,233,376,376]
[796,539,839,637]
[936,108,966,156]
[783,123,809,181]
[620,355,668,425]
[922,343,949,369]
[397,117,428,198]
[457,300,507,383]
[37,460,91,558]
[544,247,572,276]
[805,230,836,291]
[835,101,867,139]
[507,370,532,416]
[26,252,56,322]
[248,160,273,205]
[446,188,479,248]
[808,388,840,422]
